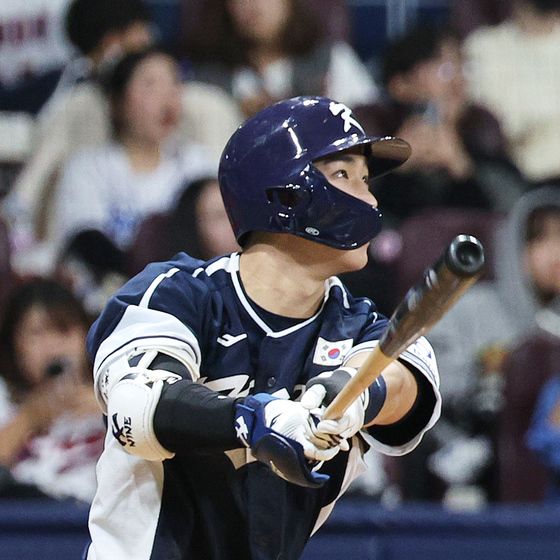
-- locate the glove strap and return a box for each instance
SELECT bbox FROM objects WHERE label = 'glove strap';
[234,394,329,488]
[234,393,276,448]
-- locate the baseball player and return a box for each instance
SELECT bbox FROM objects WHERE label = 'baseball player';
[85,96,441,560]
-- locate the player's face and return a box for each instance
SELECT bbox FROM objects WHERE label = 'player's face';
[14,306,87,385]
[313,149,376,207]
[120,53,182,145]
[312,148,377,273]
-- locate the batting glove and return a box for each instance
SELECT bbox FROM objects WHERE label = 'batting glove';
[300,367,387,450]
[235,393,342,488]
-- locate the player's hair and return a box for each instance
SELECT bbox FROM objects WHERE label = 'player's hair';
[100,45,177,138]
[65,0,151,56]
[182,0,323,67]
[0,278,91,400]
[381,23,456,87]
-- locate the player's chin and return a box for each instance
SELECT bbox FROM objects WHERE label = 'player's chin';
[335,243,370,274]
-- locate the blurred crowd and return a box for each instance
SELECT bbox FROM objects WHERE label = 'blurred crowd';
[0,0,559,510]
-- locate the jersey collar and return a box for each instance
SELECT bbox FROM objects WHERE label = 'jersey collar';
[226,252,349,337]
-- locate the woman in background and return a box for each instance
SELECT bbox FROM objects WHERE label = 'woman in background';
[50,46,215,255]
[128,177,240,274]
[183,0,377,116]
[0,278,103,502]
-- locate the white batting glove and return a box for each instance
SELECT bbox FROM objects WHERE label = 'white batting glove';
[301,367,387,451]
[261,397,342,462]
[235,393,344,487]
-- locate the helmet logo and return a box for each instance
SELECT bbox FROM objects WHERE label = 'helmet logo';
[305,227,320,236]
[329,102,364,133]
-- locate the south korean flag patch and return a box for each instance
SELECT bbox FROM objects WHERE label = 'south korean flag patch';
[313,337,353,366]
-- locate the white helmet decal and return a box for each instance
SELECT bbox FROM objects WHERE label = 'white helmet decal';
[328,101,365,133]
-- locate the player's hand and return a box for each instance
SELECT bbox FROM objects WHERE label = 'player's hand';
[301,367,387,450]
[235,394,342,488]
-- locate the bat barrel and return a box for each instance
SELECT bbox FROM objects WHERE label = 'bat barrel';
[379,234,485,357]
[323,234,485,420]
[445,234,485,278]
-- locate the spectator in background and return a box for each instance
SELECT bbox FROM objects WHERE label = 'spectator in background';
[43,0,153,117]
[50,47,215,258]
[129,177,240,274]
[420,187,560,504]
[182,0,378,117]
[4,0,242,275]
[526,358,560,501]
[0,278,103,502]
[449,0,512,40]
[3,0,155,264]
[54,178,239,315]
[179,0,352,53]
[0,0,73,114]
[464,0,560,184]
[359,24,526,228]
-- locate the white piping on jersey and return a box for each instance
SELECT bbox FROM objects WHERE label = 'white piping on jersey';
[226,252,241,273]
[268,310,322,338]
[139,267,180,307]
[192,253,352,338]
[192,253,238,278]
[230,268,274,334]
[205,255,233,276]
[266,277,353,337]
[225,253,322,336]
[325,276,350,309]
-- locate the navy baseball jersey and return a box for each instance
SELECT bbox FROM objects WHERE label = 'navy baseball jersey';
[85,252,441,560]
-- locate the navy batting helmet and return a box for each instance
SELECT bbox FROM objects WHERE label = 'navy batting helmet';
[219,96,411,250]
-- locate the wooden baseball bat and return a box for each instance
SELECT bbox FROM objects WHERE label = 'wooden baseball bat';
[323,234,485,420]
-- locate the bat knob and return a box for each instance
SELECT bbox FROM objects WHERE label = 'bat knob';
[446,235,485,278]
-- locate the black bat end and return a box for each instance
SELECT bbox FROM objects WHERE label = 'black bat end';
[445,235,485,278]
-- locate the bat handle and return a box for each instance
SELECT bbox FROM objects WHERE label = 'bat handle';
[323,345,394,420]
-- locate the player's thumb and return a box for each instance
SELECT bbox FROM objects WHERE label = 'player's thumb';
[300,384,326,411]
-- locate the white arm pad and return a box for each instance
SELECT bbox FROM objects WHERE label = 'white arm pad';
[107,363,181,462]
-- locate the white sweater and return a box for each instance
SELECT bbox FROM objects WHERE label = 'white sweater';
[51,141,215,251]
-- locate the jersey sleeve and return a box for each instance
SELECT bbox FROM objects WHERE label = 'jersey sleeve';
[87,258,210,412]
[342,304,442,457]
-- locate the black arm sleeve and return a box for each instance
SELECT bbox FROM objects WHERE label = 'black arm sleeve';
[153,379,240,454]
[366,363,436,447]
[141,353,240,454]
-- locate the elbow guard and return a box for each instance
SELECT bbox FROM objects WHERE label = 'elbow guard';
[107,351,184,461]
